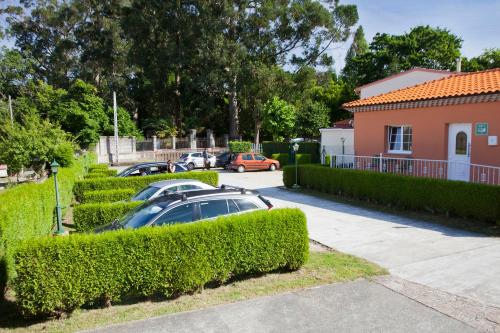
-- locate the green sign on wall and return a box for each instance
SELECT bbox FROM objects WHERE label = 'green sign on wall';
[475,123,488,136]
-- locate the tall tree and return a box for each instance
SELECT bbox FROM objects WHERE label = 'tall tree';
[345,25,368,63]
[462,49,500,72]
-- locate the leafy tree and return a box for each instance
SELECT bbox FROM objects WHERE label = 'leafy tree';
[261,96,297,142]
[345,26,368,63]
[343,26,462,86]
[462,49,500,72]
[0,47,34,99]
[295,100,330,138]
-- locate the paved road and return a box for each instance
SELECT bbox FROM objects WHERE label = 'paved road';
[88,280,475,333]
[219,170,500,308]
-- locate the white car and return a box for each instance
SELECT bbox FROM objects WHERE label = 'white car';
[177,152,216,170]
[130,179,215,202]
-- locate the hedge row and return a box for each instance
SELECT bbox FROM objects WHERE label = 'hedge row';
[283,165,500,223]
[271,153,312,167]
[0,154,95,291]
[88,164,109,172]
[263,142,320,163]
[80,188,136,204]
[85,169,117,178]
[73,201,143,232]
[229,141,252,153]
[13,208,308,316]
[74,171,218,201]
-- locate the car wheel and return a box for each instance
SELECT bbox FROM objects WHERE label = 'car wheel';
[187,162,195,171]
[269,163,276,171]
[237,165,245,173]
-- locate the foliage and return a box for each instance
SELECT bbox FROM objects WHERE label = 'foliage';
[0,154,94,293]
[0,114,74,176]
[283,165,500,223]
[73,201,143,231]
[263,142,320,163]
[80,189,136,204]
[88,164,109,172]
[342,25,463,86]
[84,169,117,178]
[462,49,500,72]
[228,141,253,153]
[0,47,34,98]
[271,154,312,166]
[295,100,330,138]
[73,171,219,201]
[261,97,297,142]
[13,208,308,316]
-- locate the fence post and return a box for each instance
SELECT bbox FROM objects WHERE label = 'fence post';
[171,135,176,150]
[224,134,229,147]
[379,153,383,172]
[152,135,158,152]
[207,129,215,148]
[189,129,197,149]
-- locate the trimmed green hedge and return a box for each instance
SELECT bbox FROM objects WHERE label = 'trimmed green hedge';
[283,165,500,223]
[13,208,308,316]
[74,171,218,201]
[80,189,136,204]
[263,142,320,163]
[0,154,95,292]
[85,169,117,178]
[73,201,143,232]
[271,153,312,167]
[88,164,109,172]
[229,141,252,153]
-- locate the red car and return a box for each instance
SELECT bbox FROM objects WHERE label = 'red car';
[229,153,280,173]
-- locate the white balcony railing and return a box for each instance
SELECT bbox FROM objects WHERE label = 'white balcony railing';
[328,154,500,186]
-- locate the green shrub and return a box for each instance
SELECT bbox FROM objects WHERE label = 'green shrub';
[13,208,308,316]
[228,141,252,153]
[263,142,320,162]
[80,189,136,204]
[0,153,95,292]
[84,169,117,179]
[283,165,500,223]
[88,164,109,172]
[74,171,218,201]
[73,201,143,232]
[52,142,75,167]
[271,153,312,167]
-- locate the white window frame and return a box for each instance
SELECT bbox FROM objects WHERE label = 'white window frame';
[387,125,413,154]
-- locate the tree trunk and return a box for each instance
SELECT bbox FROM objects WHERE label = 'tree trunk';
[254,120,261,146]
[229,73,239,139]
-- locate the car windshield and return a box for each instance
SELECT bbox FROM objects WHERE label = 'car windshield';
[131,186,160,201]
[179,154,189,159]
[117,166,137,176]
[119,201,171,229]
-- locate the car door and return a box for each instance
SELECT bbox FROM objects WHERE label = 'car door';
[253,154,268,170]
[242,153,255,170]
[192,153,203,167]
[153,203,196,226]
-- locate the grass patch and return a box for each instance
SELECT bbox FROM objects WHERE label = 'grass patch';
[0,247,385,333]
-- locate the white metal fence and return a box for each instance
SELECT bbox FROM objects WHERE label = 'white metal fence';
[328,154,500,186]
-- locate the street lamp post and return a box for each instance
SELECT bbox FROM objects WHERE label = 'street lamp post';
[51,160,64,235]
[292,142,300,189]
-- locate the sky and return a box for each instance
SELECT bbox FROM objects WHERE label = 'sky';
[1,0,499,73]
[331,0,500,72]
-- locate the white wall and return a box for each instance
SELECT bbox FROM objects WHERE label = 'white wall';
[320,128,354,156]
[359,71,452,99]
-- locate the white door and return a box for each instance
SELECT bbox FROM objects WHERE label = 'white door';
[447,124,471,182]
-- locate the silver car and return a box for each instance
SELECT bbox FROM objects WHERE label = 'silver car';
[131,179,215,201]
[177,152,216,170]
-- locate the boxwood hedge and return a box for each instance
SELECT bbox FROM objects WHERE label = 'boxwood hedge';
[0,154,94,292]
[283,165,500,223]
[229,141,253,153]
[80,188,136,204]
[73,201,143,232]
[84,169,117,178]
[13,208,308,316]
[88,164,109,172]
[271,153,311,167]
[74,171,218,201]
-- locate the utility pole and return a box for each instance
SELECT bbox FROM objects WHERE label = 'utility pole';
[113,91,119,165]
[8,95,13,125]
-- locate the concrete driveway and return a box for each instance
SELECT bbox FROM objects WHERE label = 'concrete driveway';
[219,170,500,308]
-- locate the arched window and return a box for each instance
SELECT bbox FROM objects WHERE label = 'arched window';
[455,132,467,155]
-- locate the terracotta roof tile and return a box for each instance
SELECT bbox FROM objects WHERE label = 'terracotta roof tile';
[344,68,500,108]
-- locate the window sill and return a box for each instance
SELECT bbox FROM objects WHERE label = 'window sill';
[387,150,412,155]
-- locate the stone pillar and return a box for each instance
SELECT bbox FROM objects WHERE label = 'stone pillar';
[171,135,176,150]
[132,137,137,153]
[223,134,229,147]
[152,135,158,152]
[207,129,215,149]
[189,129,197,149]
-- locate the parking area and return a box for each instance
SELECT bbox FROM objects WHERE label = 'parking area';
[219,170,500,308]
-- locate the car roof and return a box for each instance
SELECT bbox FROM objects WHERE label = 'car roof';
[150,179,205,188]
[148,188,256,204]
